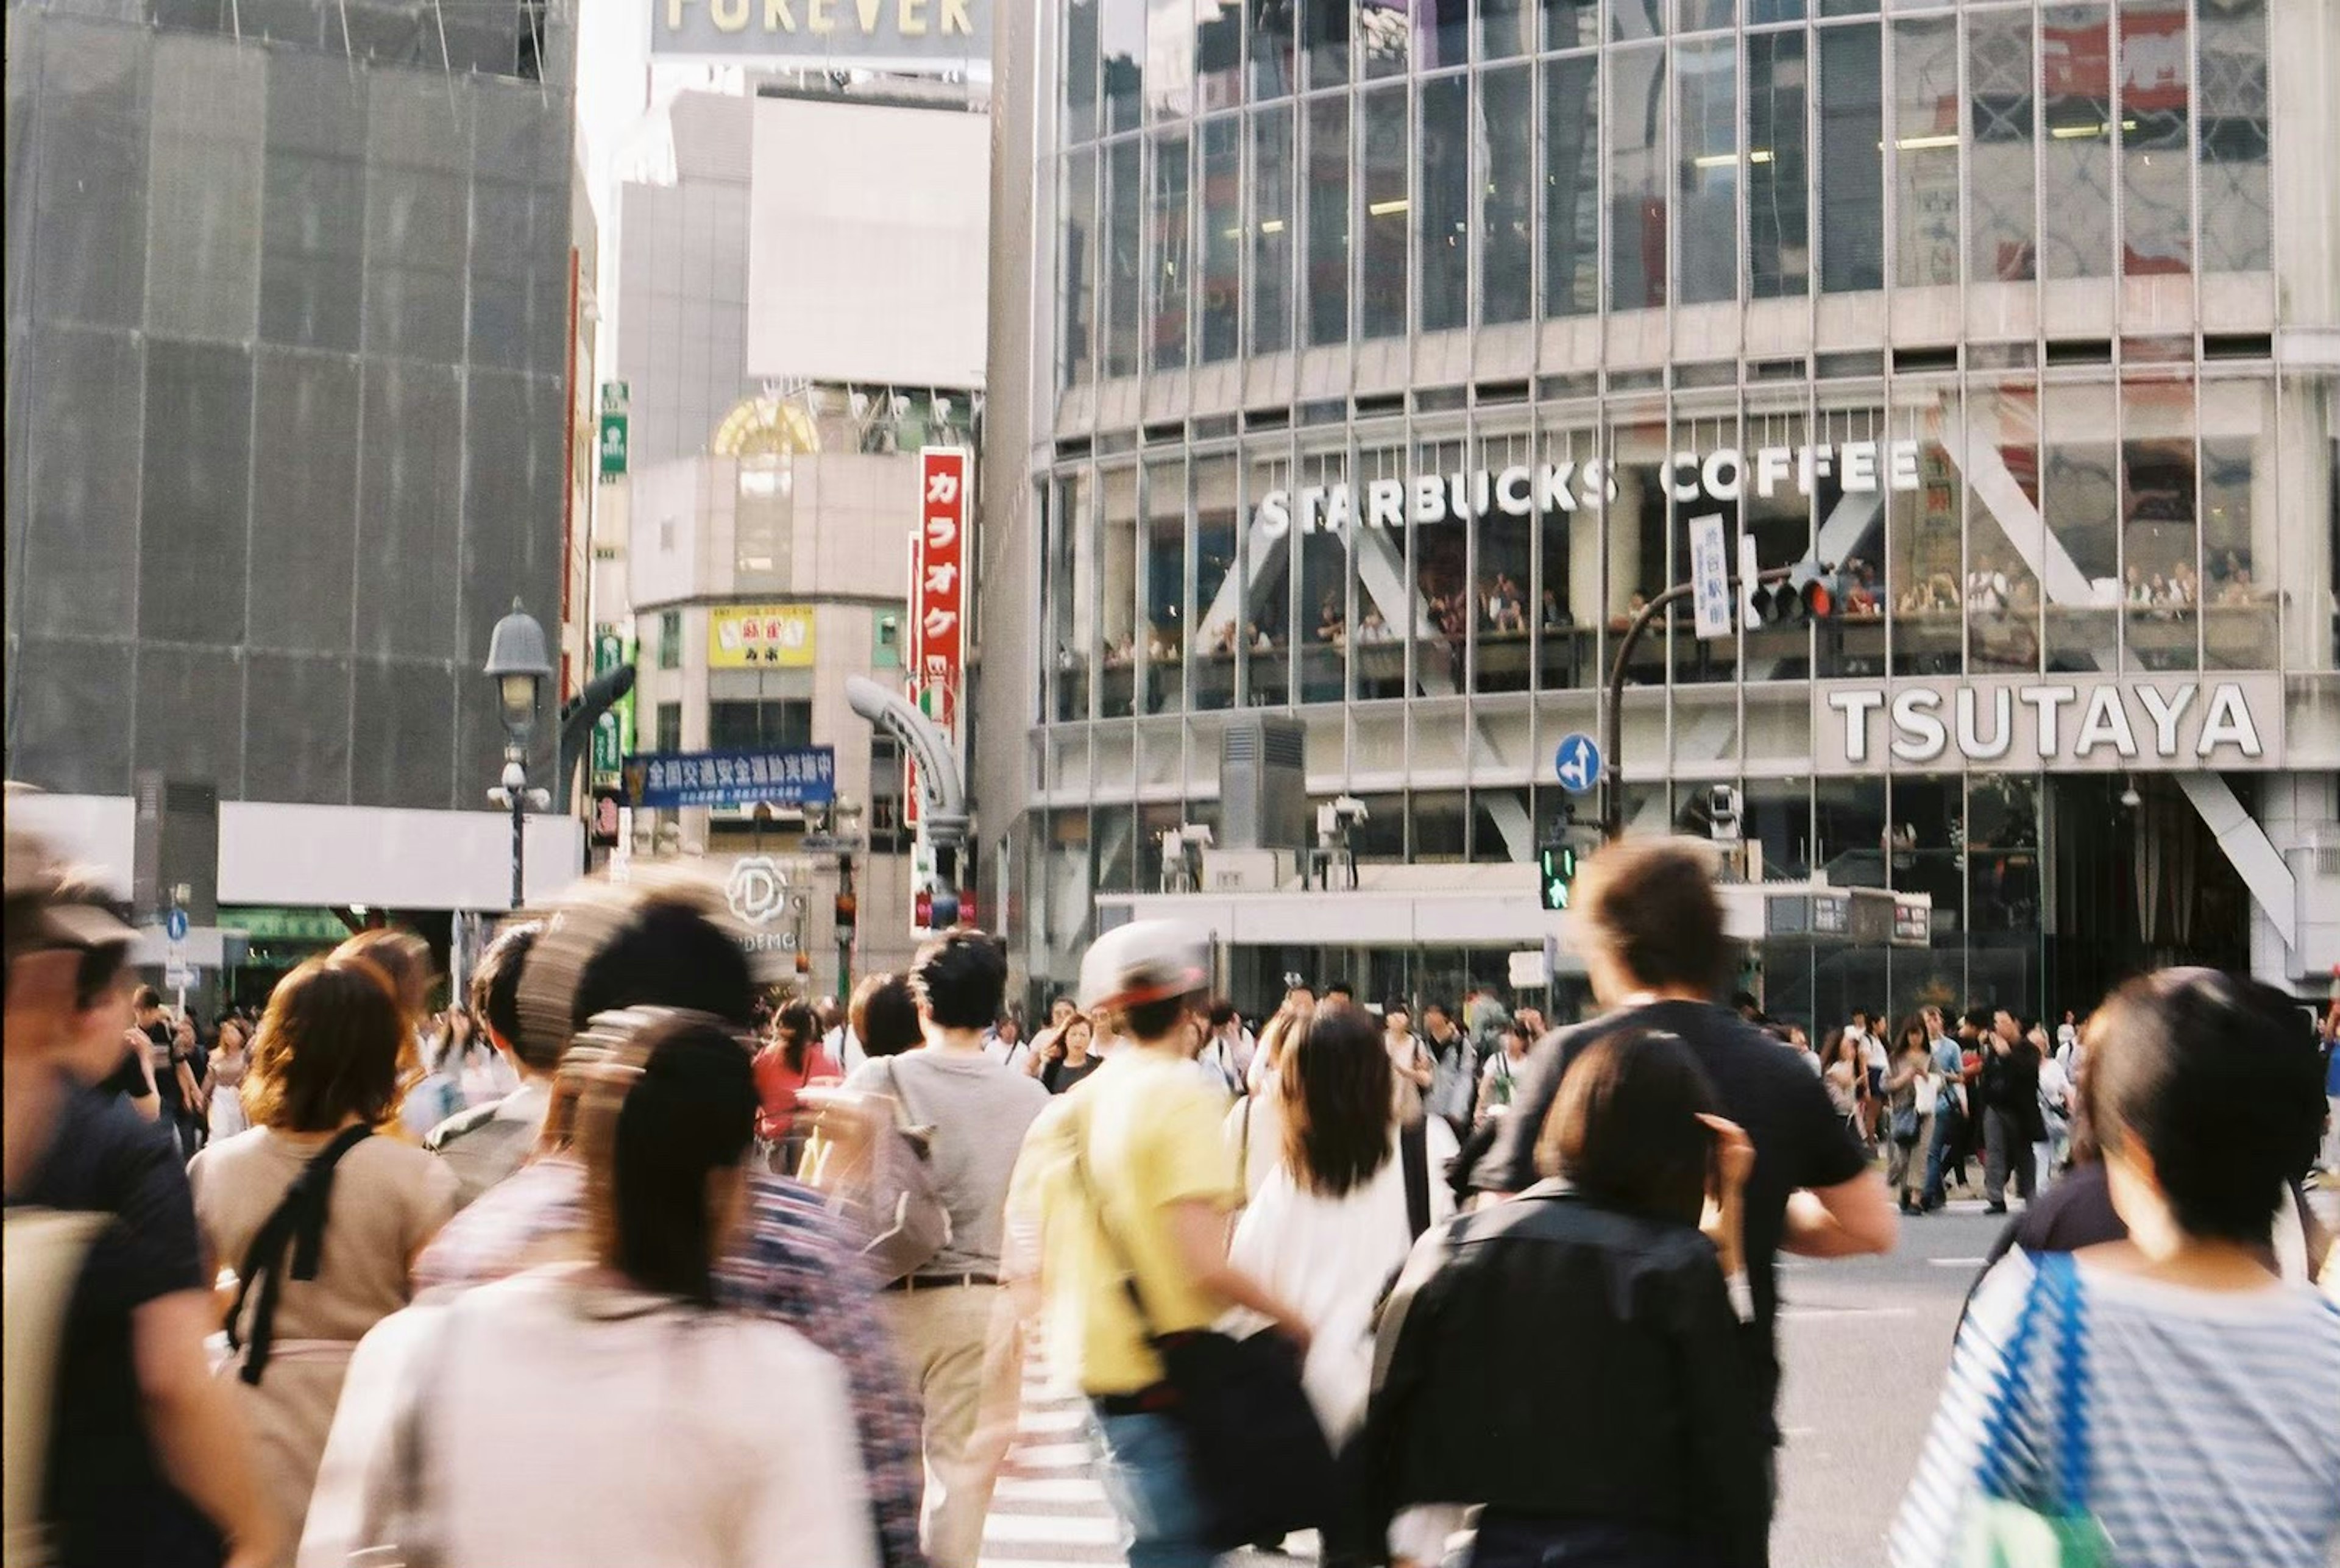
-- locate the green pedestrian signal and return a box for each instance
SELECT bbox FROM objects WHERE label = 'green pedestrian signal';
[1539,842,1580,911]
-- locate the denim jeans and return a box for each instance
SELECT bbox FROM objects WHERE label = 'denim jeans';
[1921,1104,1965,1208]
[1089,1407,1218,1568]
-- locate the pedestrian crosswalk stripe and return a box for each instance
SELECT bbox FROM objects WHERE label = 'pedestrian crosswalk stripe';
[1017,1403,1090,1435]
[993,1476,1115,1505]
[982,1513,1126,1547]
[1005,1440,1094,1470]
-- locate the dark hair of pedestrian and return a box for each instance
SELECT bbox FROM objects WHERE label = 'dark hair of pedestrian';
[469,920,545,1066]
[850,972,924,1059]
[132,984,161,1012]
[572,897,756,1032]
[2080,969,2324,1246]
[335,928,434,1021]
[1570,837,1726,996]
[243,953,408,1133]
[1536,1030,1721,1228]
[770,1001,821,1074]
[1279,1002,1397,1199]
[910,928,1008,1032]
[577,1013,758,1307]
[1325,981,1355,1000]
[1123,991,1198,1043]
[1207,999,1238,1029]
[1893,1015,1930,1056]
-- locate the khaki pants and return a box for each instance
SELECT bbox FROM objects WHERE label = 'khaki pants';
[884,1282,1023,1568]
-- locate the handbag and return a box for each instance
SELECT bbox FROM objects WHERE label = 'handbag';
[1892,1103,1923,1146]
[800,1057,952,1283]
[1952,1254,2111,1568]
[1070,1104,1341,1550]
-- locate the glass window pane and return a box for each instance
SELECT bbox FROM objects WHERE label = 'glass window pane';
[1143,460,1188,712]
[2122,380,2196,672]
[1104,0,1146,133]
[1818,22,1883,293]
[1893,16,1959,289]
[1670,413,1738,685]
[2196,0,2269,272]
[1545,54,1600,318]
[1888,391,1963,677]
[1539,423,1598,690]
[1299,448,1350,703]
[1612,0,1667,41]
[1481,65,1533,324]
[1425,0,1470,68]
[1967,383,2044,675]
[1361,85,1409,339]
[1200,119,1241,362]
[1194,455,1240,709]
[2041,382,2119,674]
[1304,0,1350,88]
[1361,0,1411,79]
[1105,138,1144,377]
[1060,151,1098,389]
[1150,133,1191,372]
[1252,107,1296,353]
[1418,75,1470,333]
[1475,430,1536,694]
[1148,0,1196,119]
[1748,32,1810,299]
[1743,408,1814,680]
[1609,421,1673,666]
[2119,0,2189,278]
[1968,7,2037,283]
[1545,0,1600,49]
[2200,380,2272,670]
[1306,94,1352,346]
[1251,0,1297,99]
[2040,4,2114,281]
[1609,44,1669,311]
[1355,441,1409,698]
[1101,468,1141,718]
[1066,0,1101,142]
[1483,0,1534,60]
[1812,403,1887,679]
[1054,472,1092,721]
[1247,448,1294,705]
[1198,1,1243,110]
[1413,437,1467,699]
[1675,37,1737,306]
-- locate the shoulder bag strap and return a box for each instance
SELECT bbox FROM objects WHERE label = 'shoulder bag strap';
[878,1055,920,1130]
[1399,1119,1431,1241]
[1066,1102,1160,1340]
[1971,1254,2049,1502]
[224,1123,374,1386]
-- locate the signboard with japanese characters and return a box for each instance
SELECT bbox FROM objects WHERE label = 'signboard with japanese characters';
[709,604,817,669]
[619,747,837,811]
[908,448,970,828]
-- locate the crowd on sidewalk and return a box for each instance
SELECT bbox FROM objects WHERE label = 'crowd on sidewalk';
[7,817,2339,1568]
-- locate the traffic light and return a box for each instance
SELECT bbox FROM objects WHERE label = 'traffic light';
[1539,841,1580,912]
[1745,563,1842,628]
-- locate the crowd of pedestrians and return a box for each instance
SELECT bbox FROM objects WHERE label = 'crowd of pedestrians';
[8,817,2339,1568]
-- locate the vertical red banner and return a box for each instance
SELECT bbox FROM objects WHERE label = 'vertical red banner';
[908,449,970,830]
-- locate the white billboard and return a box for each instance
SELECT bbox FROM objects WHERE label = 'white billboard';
[746,97,988,389]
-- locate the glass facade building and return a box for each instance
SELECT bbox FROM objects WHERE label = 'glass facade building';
[4,1,577,817]
[987,0,2338,1026]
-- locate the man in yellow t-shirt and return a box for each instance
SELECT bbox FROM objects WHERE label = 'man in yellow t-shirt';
[1004,922,1309,1568]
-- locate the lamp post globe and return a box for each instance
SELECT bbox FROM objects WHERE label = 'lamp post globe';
[483,599,553,909]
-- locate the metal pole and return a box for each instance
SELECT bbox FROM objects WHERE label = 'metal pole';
[510,756,526,910]
[835,853,854,1006]
[1600,569,1792,842]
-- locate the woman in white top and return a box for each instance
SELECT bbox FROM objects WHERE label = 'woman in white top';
[298,1010,878,1568]
[1892,970,2340,1568]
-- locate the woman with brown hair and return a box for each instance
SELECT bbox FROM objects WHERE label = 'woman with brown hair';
[752,1000,840,1171]
[187,952,457,1566]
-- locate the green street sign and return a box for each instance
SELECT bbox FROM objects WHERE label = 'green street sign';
[598,412,628,478]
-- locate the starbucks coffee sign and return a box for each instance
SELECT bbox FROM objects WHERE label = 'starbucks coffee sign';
[1815,675,2282,773]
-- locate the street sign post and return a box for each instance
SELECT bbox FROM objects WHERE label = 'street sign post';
[1553,733,1603,795]
[1689,514,1733,640]
[163,907,190,942]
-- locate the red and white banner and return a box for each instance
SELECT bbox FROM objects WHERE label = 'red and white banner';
[907,448,970,829]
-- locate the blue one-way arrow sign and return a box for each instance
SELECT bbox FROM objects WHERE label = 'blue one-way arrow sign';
[1553,733,1603,795]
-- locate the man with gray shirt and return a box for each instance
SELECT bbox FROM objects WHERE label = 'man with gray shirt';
[424,920,543,1208]
[845,929,1048,1568]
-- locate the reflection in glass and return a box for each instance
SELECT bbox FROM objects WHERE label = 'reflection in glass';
[1361,87,1409,339]
[1546,0,1600,49]
[2119,0,2190,278]
[2121,380,2197,672]
[1893,17,1959,289]
[1194,455,1240,709]
[1101,467,1140,718]
[1608,46,1668,311]
[1054,471,1093,721]
[1543,55,1600,321]
[1481,66,1533,325]
[1483,0,1534,59]
[2199,380,2272,670]
[1611,0,1665,41]
[1251,0,1297,98]
[1967,7,2037,282]
[1817,23,1882,293]
[1355,442,1410,699]
[1304,0,1350,88]
[2196,0,2270,271]
[1147,0,1196,119]
[1247,450,1294,705]
[1060,151,1097,389]
[1419,75,1470,333]
[1360,0,1411,79]
[1306,94,1351,346]
[1742,408,1812,681]
[1149,133,1190,372]
[1298,449,1350,702]
[1811,405,1887,679]
[2041,382,2119,675]
[1200,118,1241,363]
[1104,138,1143,376]
[1475,431,1536,694]
[1670,414,1737,685]
[1537,425,1597,690]
[1065,0,1100,143]
[1414,438,1469,697]
[1888,398,1963,678]
[1747,30,1809,298]
[1104,0,1146,133]
[1609,423,1672,687]
[1197,1,1243,111]
[1675,37,1737,306]
[2040,4,2113,280]
[1967,384,2043,676]
[1143,459,1188,712]
[1252,107,1296,353]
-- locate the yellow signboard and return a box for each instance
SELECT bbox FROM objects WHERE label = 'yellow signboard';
[709,605,815,668]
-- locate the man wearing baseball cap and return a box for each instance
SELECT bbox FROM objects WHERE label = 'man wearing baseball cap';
[1006,921,1311,1567]
[5,817,275,1568]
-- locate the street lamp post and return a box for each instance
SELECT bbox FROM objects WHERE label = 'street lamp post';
[832,798,863,1006]
[484,599,555,909]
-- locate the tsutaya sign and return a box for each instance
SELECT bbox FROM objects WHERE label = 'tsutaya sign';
[1255,440,1922,536]
[1815,675,2283,773]
[653,0,989,60]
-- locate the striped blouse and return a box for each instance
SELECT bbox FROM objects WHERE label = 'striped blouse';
[1891,1249,2340,1568]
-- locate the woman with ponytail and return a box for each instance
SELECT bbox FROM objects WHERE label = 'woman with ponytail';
[296,1010,878,1568]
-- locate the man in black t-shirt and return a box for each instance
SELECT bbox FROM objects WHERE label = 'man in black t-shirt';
[1469,837,1898,1445]
[5,828,274,1568]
